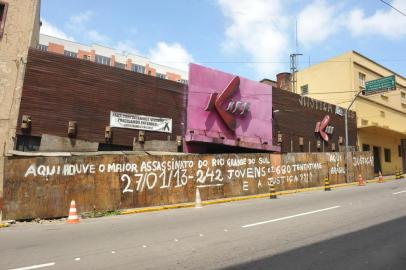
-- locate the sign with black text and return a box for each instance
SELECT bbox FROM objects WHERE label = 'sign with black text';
[110,111,172,133]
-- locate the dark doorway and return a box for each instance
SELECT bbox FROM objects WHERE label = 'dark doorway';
[373,146,382,174]
[401,139,406,173]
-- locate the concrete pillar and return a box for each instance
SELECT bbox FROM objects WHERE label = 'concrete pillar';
[0,0,40,221]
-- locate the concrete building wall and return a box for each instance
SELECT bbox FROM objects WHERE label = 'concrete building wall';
[296,53,353,107]
[358,127,403,175]
[0,0,41,220]
[296,50,406,175]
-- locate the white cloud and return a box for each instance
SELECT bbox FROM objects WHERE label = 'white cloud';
[69,11,93,26]
[298,0,341,47]
[148,42,195,71]
[218,0,289,78]
[40,19,75,41]
[66,11,93,32]
[347,0,406,39]
[115,40,139,55]
[88,30,111,45]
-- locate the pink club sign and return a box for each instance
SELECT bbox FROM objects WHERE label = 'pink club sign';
[185,63,281,152]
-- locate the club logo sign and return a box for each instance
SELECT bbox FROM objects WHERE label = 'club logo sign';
[315,115,334,142]
[204,76,249,131]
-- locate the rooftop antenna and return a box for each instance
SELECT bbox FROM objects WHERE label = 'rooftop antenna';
[290,19,302,93]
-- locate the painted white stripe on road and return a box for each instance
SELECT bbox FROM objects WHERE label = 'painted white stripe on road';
[9,262,55,270]
[392,190,406,195]
[242,206,341,228]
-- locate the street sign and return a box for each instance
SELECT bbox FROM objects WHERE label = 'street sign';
[365,75,396,94]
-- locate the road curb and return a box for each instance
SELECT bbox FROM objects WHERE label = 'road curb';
[119,176,398,216]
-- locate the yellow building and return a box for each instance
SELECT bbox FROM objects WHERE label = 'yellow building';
[296,50,406,175]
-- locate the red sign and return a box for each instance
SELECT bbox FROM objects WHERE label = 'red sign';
[315,115,334,142]
[204,76,249,131]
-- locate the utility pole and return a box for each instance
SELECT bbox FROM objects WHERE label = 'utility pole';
[345,89,363,183]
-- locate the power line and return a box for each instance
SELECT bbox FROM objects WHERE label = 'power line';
[379,0,406,16]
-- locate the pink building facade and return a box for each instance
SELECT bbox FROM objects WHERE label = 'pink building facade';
[185,63,281,153]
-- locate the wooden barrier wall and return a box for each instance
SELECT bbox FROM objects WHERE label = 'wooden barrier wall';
[2,152,374,220]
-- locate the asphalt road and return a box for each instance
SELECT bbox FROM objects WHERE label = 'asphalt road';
[1,180,406,270]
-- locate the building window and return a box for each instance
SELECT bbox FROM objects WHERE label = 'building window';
[115,62,126,69]
[380,111,385,117]
[156,73,166,79]
[64,50,77,58]
[16,135,41,152]
[401,92,405,102]
[37,44,48,52]
[300,84,308,95]
[362,144,370,151]
[384,148,391,162]
[359,72,366,88]
[0,2,8,39]
[399,145,402,157]
[95,54,111,65]
[131,64,145,74]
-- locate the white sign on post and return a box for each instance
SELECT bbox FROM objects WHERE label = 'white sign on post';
[110,111,172,133]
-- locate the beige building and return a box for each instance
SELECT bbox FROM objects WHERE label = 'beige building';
[297,50,406,175]
[0,0,41,220]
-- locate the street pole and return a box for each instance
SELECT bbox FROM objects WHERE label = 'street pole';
[345,89,363,183]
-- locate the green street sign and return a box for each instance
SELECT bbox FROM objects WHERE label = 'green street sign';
[365,75,396,94]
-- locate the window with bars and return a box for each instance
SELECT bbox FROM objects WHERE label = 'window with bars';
[362,144,370,151]
[37,44,48,52]
[95,54,111,65]
[156,73,166,79]
[131,64,145,74]
[359,72,366,88]
[300,84,308,95]
[64,50,77,58]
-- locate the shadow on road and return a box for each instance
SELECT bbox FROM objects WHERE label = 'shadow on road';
[222,215,406,270]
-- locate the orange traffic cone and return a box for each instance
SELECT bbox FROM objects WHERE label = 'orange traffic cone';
[378,171,384,183]
[67,200,80,224]
[358,174,366,186]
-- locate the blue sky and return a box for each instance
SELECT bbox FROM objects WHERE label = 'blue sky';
[40,0,406,80]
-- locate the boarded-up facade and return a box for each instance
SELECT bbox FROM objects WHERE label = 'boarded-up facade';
[272,88,357,153]
[3,151,374,220]
[17,48,186,151]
